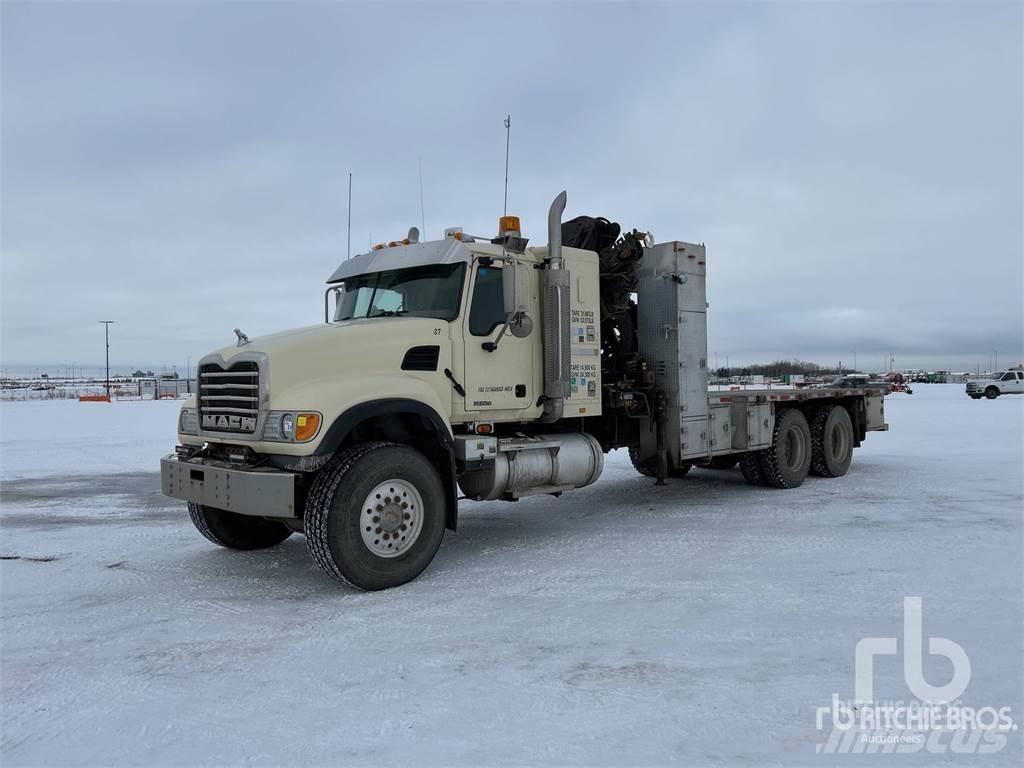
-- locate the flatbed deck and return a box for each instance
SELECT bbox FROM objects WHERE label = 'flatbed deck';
[708,386,883,405]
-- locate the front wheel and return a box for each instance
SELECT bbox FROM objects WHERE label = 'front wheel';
[188,503,292,550]
[304,442,446,590]
[985,386,999,399]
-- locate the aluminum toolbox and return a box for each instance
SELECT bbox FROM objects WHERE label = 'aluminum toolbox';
[637,241,710,463]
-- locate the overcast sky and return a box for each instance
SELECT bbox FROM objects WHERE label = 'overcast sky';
[2,1,1021,375]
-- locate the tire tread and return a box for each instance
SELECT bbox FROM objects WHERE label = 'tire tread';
[304,441,392,587]
[759,408,811,489]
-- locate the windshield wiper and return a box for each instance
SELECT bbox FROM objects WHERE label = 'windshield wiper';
[368,309,408,318]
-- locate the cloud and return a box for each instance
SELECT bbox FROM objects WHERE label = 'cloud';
[1,1,1021,373]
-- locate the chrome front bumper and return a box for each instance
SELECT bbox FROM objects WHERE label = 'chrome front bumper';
[160,454,297,518]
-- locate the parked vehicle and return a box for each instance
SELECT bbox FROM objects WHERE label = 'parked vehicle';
[967,371,1024,399]
[161,191,889,589]
[824,375,892,394]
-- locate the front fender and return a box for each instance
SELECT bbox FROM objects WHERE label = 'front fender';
[300,391,458,532]
[264,374,451,456]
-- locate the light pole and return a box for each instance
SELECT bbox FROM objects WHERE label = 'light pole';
[99,321,114,397]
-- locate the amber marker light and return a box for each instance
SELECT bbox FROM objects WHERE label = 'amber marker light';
[295,413,322,442]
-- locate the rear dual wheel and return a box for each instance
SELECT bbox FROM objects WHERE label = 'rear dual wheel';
[740,406,853,487]
[739,452,766,485]
[707,455,740,471]
[758,408,813,488]
[809,404,854,478]
[628,447,691,478]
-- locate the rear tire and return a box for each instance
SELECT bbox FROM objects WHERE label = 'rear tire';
[985,386,999,399]
[707,455,740,471]
[809,404,854,478]
[628,447,691,478]
[739,452,767,486]
[188,503,292,550]
[304,442,446,590]
[759,408,812,488]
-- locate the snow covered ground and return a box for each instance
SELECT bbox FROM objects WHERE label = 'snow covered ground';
[1,386,1021,766]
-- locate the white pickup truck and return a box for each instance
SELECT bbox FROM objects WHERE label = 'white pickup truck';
[966,371,1024,399]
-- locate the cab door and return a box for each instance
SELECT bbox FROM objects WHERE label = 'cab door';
[461,262,534,413]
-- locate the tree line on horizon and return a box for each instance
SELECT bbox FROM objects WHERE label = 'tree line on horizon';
[714,359,844,378]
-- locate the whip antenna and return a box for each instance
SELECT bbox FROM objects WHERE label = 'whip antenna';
[503,114,511,218]
[418,158,426,237]
[346,172,352,259]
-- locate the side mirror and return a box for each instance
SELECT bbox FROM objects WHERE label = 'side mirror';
[502,262,529,315]
[502,262,532,339]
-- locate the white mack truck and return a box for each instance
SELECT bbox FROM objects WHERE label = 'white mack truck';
[161,191,888,590]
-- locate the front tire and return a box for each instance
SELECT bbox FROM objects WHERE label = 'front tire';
[759,408,812,488]
[304,442,446,590]
[985,386,999,399]
[188,503,292,550]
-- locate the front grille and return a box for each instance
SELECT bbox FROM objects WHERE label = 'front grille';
[199,361,259,434]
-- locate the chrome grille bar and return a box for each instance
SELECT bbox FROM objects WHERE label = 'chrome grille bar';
[198,361,260,434]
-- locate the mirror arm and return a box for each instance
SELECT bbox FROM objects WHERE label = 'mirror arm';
[324,286,340,324]
[482,314,514,352]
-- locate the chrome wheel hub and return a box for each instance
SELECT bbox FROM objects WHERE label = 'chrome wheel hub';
[360,479,423,558]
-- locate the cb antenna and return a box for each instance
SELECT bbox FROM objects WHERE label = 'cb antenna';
[503,114,511,218]
[346,172,352,259]
[418,158,426,237]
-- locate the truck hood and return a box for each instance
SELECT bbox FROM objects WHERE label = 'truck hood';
[201,317,448,400]
[207,318,439,362]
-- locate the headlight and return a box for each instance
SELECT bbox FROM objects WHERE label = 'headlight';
[178,408,199,435]
[261,411,322,443]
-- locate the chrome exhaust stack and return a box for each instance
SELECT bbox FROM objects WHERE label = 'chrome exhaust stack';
[541,191,570,423]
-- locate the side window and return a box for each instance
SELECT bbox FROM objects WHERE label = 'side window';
[1017,372,1024,380]
[468,265,506,336]
[1001,372,1015,381]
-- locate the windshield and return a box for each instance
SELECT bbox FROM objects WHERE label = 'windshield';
[333,263,466,322]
